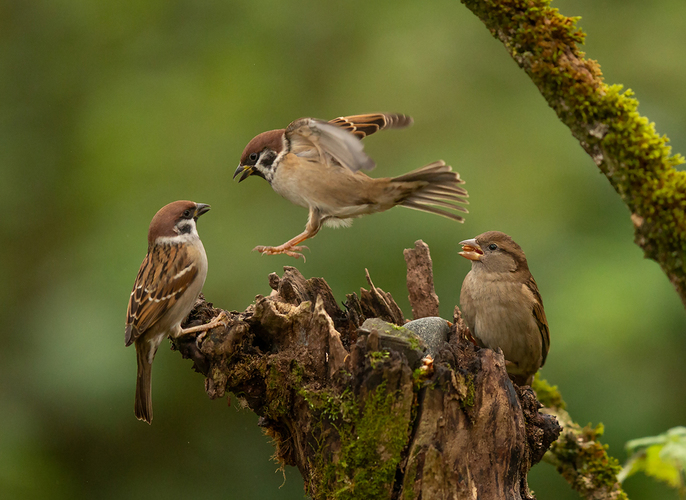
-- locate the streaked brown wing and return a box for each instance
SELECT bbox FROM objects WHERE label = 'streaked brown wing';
[286,118,375,172]
[525,276,550,367]
[125,244,198,346]
[328,113,413,140]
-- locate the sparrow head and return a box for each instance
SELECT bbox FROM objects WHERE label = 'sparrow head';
[234,129,286,183]
[459,231,528,274]
[147,200,210,246]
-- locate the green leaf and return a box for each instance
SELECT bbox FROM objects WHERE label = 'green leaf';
[620,427,686,496]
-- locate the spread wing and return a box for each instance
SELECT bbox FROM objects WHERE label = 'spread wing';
[328,113,413,140]
[125,244,199,346]
[524,276,550,367]
[285,113,412,173]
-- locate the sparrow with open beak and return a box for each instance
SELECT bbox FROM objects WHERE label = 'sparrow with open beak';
[233,113,468,259]
[125,200,226,423]
[458,231,550,386]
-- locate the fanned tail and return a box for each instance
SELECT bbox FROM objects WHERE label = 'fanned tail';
[393,160,468,222]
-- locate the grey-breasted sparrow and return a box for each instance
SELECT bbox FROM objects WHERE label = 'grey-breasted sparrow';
[459,231,550,386]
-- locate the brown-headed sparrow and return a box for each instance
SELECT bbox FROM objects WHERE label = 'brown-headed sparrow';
[125,200,226,424]
[233,113,468,259]
[458,231,550,386]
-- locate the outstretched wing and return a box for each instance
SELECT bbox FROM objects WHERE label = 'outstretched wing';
[125,244,199,346]
[285,113,412,173]
[328,113,413,140]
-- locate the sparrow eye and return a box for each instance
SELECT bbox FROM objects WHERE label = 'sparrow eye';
[183,209,192,218]
[488,243,498,251]
[249,152,259,162]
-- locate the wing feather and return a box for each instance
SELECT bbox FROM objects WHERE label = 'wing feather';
[524,276,550,367]
[125,244,198,346]
[285,113,412,173]
[328,113,413,139]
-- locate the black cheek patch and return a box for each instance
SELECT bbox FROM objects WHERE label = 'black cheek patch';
[261,150,277,166]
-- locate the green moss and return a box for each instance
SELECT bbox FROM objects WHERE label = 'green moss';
[532,374,566,410]
[261,360,306,420]
[411,368,424,390]
[461,374,475,409]
[368,350,390,369]
[461,0,686,287]
[303,381,412,500]
[406,335,421,351]
[552,423,627,498]
[402,459,418,500]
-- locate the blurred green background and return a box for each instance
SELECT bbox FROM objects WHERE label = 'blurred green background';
[1,0,684,498]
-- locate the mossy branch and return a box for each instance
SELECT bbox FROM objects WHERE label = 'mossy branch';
[533,376,629,500]
[461,0,686,308]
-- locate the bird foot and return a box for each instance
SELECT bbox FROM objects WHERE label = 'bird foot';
[181,310,230,337]
[253,245,310,261]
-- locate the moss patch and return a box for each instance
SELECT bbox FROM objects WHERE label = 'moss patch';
[533,374,566,411]
[552,423,627,499]
[302,381,412,500]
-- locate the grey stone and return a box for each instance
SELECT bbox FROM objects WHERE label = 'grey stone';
[404,317,450,358]
[359,318,426,368]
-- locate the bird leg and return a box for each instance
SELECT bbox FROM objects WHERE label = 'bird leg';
[180,310,229,335]
[253,208,322,260]
[178,310,230,348]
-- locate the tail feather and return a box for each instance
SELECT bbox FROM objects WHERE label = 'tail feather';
[134,344,154,424]
[420,184,469,197]
[402,201,466,222]
[408,194,469,213]
[414,189,468,205]
[392,160,468,222]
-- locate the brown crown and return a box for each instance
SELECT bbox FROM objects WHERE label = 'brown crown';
[240,129,285,165]
[147,200,197,245]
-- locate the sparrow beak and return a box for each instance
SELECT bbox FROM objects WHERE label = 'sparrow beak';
[459,238,484,261]
[194,203,211,219]
[233,164,253,183]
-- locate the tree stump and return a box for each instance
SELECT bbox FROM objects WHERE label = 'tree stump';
[174,241,560,499]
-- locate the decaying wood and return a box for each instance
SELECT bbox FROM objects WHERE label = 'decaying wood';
[404,239,440,319]
[174,245,560,499]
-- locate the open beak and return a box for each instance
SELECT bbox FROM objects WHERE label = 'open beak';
[233,164,253,182]
[194,203,211,219]
[459,238,483,261]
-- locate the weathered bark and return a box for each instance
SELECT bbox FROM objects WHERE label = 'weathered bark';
[174,244,560,499]
[460,0,686,308]
[404,240,440,319]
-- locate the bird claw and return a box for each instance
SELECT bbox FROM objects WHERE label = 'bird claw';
[253,245,310,261]
[182,310,229,337]
[210,310,230,328]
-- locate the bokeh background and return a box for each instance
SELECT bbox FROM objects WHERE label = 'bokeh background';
[1,0,684,498]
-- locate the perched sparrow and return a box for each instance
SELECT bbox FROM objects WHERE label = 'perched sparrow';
[125,200,226,424]
[233,113,468,259]
[458,231,550,386]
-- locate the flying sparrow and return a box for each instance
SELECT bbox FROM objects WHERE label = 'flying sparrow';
[458,231,550,386]
[125,200,226,424]
[233,113,468,259]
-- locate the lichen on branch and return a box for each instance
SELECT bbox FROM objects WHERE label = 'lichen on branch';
[533,376,628,500]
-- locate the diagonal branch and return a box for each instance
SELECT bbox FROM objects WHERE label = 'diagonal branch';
[534,377,628,499]
[460,0,686,308]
